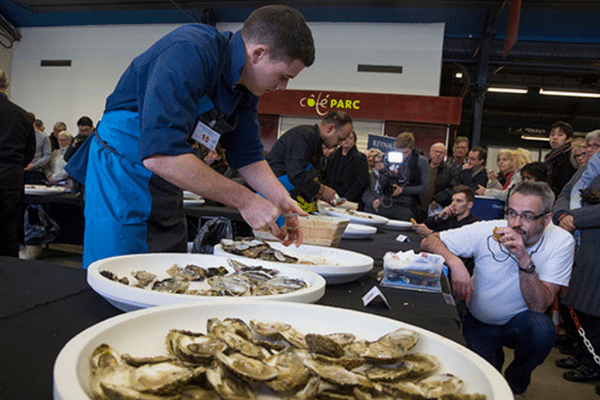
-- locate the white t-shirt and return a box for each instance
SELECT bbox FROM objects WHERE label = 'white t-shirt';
[440,220,574,325]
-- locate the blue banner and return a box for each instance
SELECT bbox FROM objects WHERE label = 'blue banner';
[367,134,396,153]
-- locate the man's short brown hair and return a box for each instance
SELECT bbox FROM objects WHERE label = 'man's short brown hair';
[242,5,315,67]
[395,132,415,149]
[452,184,475,203]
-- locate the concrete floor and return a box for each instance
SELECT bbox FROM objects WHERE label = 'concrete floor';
[35,243,600,400]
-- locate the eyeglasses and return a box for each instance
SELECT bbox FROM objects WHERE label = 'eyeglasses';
[506,208,548,222]
[587,143,600,149]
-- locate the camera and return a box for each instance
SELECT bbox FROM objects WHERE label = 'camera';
[379,152,407,196]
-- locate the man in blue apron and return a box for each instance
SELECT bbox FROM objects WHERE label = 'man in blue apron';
[266,111,353,212]
[66,5,315,268]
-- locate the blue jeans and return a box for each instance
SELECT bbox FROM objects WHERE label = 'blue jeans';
[461,309,555,394]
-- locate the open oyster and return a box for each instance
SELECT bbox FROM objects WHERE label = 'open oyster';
[89,320,487,400]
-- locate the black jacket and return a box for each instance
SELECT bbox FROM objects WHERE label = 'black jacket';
[545,145,577,197]
[266,124,323,201]
[323,145,369,202]
[0,93,35,189]
[431,162,461,207]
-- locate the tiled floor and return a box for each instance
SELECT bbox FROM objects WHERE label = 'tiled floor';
[36,243,600,399]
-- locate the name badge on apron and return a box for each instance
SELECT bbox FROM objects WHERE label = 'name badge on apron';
[191,120,221,151]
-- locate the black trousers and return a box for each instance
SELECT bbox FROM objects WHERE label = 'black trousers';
[572,310,600,370]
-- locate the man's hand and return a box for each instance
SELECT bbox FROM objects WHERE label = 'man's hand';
[558,214,576,233]
[462,160,473,170]
[421,232,473,302]
[391,184,403,197]
[317,184,338,204]
[493,226,528,260]
[439,205,456,220]
[447,257,474,302]
[412,222,433,237]
[274,196,307,247]
[373,198,381,212]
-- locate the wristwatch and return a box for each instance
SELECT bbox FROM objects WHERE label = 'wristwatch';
[519,262,536,274]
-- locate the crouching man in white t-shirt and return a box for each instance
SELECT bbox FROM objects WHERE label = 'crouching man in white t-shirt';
[422,181,574,395]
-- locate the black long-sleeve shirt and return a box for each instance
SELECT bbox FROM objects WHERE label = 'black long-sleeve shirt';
[266,124,323,201]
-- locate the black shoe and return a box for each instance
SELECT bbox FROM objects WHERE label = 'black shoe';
[556,356,581,369]
[563,365,600,382]
[560,342,578,355]
[555,333,576,347]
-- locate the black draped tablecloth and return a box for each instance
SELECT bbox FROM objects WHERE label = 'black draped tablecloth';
[0,225,462,400]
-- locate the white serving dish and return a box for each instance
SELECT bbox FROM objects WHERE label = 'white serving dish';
[384,219,414,230]
[24,184,67,195]
[343,223,377,239]
[87,253,326,312]
[323,206,389,227]
[214,241,373,285]
[53,301,512,400]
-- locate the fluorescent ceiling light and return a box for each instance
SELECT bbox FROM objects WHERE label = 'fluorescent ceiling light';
[521,135,549,141]
[539,88,600,98]
[488,86,528,94]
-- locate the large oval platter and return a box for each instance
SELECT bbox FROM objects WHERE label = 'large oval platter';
[213,241,373,285]
[343,223,377,239]
[24,184,67,195]
[87,253,326,312]
[323,206,389,227]
[54,301,512,400]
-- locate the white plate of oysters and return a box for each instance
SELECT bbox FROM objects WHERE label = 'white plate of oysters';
[53,301,512,400]
[323,206,389,227]
[213,238,374,285]
[87,253,326,312]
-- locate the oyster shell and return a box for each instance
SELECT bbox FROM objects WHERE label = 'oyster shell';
[419,373,463,397]
[211,323,269,359]
[166,264,205,281]
[289,376,320,400]
[131,270,157,286]
[206,275,251,296]
[166,329,226,364]
[347,340,405,364]
[121,353,177,367]
[305,333,346,358]
[151,278,189,294]
[303,358,373,388]
[376,328,419,353]
[129,361,201,394]
[280,326,308,349]
[265,348,312,392]
[216,351,279,381]
[206,365,256,400]
[249,320,291,339]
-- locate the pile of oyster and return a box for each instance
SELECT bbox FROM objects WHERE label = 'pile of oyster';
[220,238,303,264]
[100,259,307,297]
[89,318,486,400]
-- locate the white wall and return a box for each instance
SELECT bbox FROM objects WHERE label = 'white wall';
[9,22,443,131]
[10,24,181,130]
[221,22,445,95]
